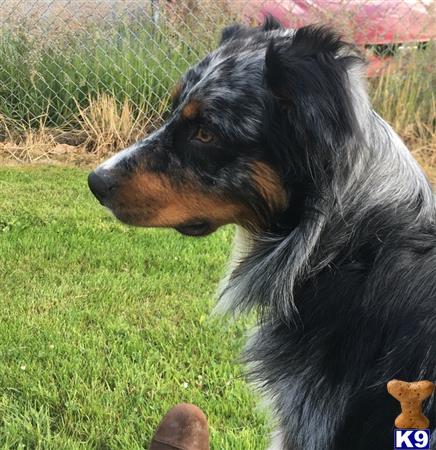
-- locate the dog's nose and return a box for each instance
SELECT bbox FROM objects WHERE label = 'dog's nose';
[88,170,117,203]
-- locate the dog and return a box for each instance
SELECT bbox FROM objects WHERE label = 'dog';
[88,16,436,450]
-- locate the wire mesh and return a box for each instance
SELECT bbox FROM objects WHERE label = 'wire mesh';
[0,0,435,133]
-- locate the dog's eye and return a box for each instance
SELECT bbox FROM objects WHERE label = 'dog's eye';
[193,127,215,144]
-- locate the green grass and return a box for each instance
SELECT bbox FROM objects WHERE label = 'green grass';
[0,166,269,449]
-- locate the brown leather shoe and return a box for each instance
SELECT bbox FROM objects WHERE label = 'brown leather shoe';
[149,403,210,450]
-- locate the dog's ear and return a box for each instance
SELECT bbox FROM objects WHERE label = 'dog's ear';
[261,14,282,32]
[219,23,246,45]
[265,26,362,151]
[220,16,282,46]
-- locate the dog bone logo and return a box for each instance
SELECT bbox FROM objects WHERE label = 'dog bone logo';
[387,379,435,429]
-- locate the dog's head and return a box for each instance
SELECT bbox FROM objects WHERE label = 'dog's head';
[89,17,362,237]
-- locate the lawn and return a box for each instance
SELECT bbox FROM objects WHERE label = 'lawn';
[0,166,269,449]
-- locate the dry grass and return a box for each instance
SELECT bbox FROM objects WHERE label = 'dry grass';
[0,93,170,166]
[369,44,436,184]
[75,94,156,156]
[0,115,64,163]
[413,144,436,185]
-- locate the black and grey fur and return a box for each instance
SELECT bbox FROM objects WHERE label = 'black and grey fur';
[89,17,436,450]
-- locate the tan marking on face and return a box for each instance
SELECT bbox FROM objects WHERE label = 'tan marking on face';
[251,161,287,211]
[181,99,201,120]
[170,82,183,103]
[115,171,252,228]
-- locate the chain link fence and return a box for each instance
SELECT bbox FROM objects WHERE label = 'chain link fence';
[0,1,435,153]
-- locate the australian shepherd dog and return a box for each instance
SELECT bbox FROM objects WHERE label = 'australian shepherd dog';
[88,17,436,450]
